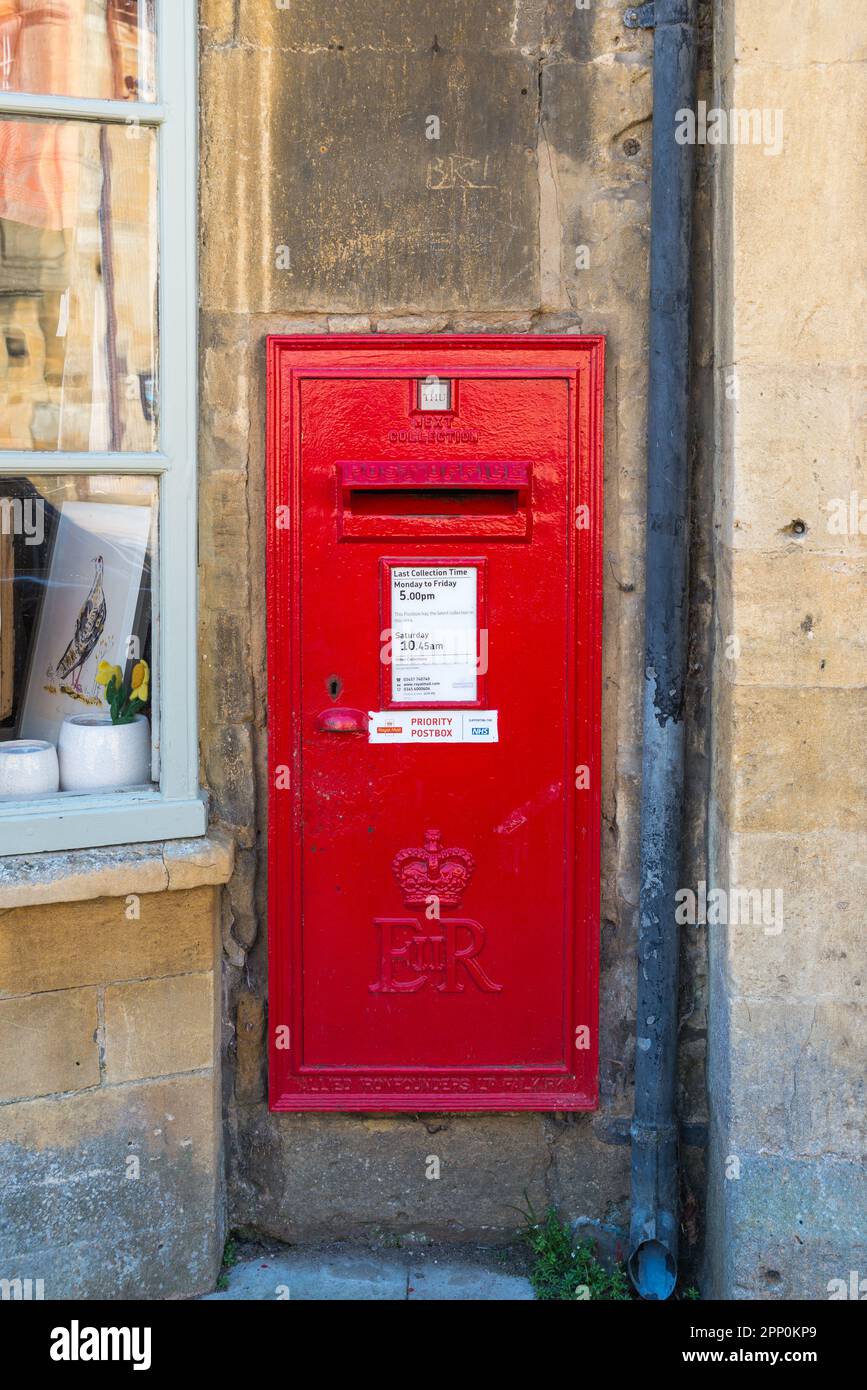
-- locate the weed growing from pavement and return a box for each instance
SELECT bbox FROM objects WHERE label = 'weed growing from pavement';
[215,1236,240,1292]
[521,1206,633,1300]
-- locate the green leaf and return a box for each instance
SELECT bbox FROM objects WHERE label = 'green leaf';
[107,678,128,725]
[521,1206,634,1301]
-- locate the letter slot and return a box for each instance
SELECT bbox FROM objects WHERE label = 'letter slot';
[338,460,531,539]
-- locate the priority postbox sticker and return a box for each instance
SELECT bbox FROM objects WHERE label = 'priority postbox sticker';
[368,711,498,744]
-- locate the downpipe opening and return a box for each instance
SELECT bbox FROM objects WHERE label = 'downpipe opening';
[629,1239,678,1301]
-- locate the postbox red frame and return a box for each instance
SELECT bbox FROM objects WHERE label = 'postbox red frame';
[266,335,604,1111]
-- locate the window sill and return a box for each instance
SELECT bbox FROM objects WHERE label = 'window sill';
[0,827,234,910]
[0,791,207,855]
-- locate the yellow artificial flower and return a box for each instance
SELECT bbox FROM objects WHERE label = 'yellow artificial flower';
[130,660,150,705]
[131,659,149,691]
[96,661,123,688]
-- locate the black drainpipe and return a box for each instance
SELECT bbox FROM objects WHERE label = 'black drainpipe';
[623,0,697,1299]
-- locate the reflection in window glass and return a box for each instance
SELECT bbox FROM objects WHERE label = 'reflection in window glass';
[0,0,156,102]
[0,117,157,451]
[0,474,156,797]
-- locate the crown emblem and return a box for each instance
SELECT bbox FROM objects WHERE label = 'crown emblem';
[392,828,475,909]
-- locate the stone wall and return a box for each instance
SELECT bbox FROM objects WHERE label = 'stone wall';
[199,0,709,1257]
[0,847,228,1300]
[705,0,867,1298]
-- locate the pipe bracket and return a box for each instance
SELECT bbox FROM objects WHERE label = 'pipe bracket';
[624,3,655,27]
[631,1120,679,1147]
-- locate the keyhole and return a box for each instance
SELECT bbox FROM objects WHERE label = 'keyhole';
[327,675,343,700]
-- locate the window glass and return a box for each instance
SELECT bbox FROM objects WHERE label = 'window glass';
[0,116,157,451]
[0,0,156,102]
[0,472,156,797]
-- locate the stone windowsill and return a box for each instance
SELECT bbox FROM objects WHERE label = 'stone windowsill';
[0,828,235,910]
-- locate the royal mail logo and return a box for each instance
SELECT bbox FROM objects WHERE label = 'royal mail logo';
[370,828,502,994]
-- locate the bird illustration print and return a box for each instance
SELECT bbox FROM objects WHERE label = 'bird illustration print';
[56,556,107,693]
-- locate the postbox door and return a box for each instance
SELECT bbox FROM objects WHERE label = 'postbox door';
[267,336,604,1111]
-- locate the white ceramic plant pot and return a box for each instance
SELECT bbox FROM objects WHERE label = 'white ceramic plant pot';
[0,740,60,799]
[58,714,151,793]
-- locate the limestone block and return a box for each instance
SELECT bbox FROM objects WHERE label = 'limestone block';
[200,46,540,314]
[199,0,235,48]
[540,59,652,323]
[0,989,99,1102]
[544,1113,631,1225]
[164,835,235,893]
[726,686,866,833]
[230,1109,551,1243]
[200,332,253,470]
[202,722,257,834]
[236,0,519,53]
[0,887,217,999]
[0,1074,221,1299]
[200,609,254,727]
[730,68,866,366]
[725,830,866,1001]
[0,844,167,910]
[447,315,534,333]
[707,1147,867,1300]
[255,316,329,334]
[550,0,654,65]
[374,315,450,333]
[717,366,866,553]
[727,999,865,1158]
[198,470,250,577]
[103,974,215,1084]
[0,841,233,914]
[235,991,266,1103]
[326,316,372,332]
[725,551,867,687]
[734,0,867,68]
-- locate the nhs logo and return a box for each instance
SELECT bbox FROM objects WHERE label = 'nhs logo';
[462,713,498,742]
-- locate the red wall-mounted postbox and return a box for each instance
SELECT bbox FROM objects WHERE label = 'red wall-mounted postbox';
[266,335,604,1110]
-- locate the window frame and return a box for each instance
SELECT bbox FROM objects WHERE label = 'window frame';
[0,0,203,854]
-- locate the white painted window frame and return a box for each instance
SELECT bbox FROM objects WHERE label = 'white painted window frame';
[0,1,204,854]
